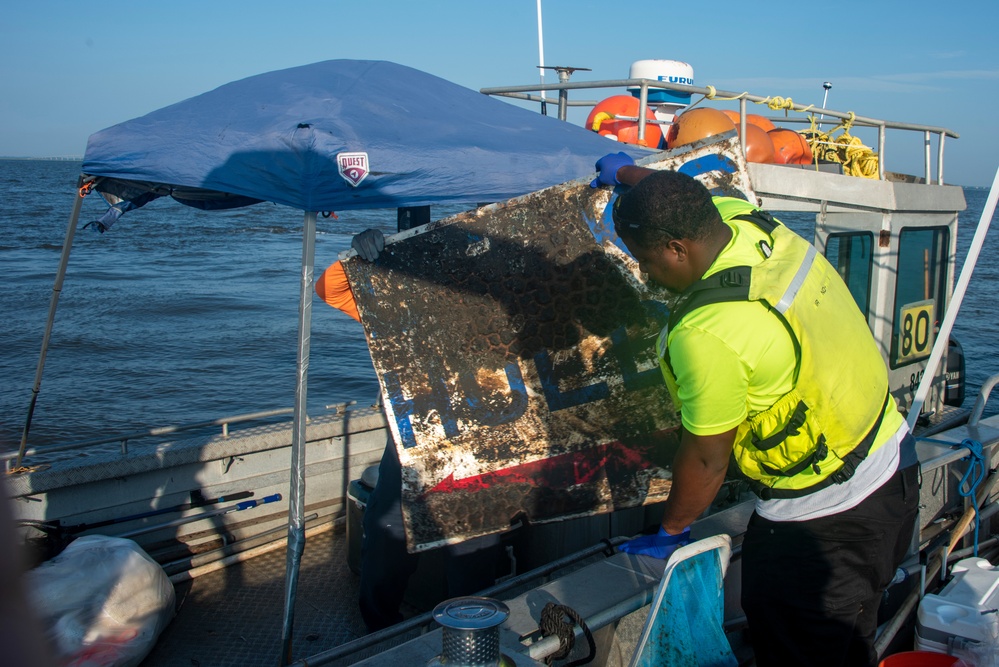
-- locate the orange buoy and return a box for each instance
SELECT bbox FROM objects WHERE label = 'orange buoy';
[584,95,663,148]
[720,110,777,132]
[769,128,814,165]
[744,123,775,163]
[665,107,737,149]
[747,113,776,132]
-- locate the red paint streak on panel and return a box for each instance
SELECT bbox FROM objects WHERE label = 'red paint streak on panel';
[426,436,667,495]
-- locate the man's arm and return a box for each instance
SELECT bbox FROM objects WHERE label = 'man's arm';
[615,164,657,188]
[659,426,738,534]
[617,425,737,558]
[590,153,656,189]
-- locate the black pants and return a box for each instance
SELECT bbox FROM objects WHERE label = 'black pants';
[358,440,501,632]
[741,462,919,667]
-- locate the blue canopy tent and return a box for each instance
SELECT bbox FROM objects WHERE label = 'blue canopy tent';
[81,58,653,224]
[20,59,652,665]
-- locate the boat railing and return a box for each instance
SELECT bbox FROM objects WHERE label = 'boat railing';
[3,401,356,471]
[969,373,999,427]
[481,76,960,185]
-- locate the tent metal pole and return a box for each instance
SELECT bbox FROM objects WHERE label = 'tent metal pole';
[15,177,88,469]
[280,210,317,665]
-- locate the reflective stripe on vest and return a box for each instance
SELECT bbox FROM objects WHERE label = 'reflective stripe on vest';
[776,243,815,315]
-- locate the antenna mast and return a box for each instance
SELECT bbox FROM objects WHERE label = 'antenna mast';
[820,81,832,120]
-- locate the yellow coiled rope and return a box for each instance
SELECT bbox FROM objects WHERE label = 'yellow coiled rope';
[5,465,44,475]
[761,96,796,112]
[703,88,805,113]
[697,88,879,179]
[804,112,879,179]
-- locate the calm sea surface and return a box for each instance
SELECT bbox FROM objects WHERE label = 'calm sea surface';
[2,159,997,453]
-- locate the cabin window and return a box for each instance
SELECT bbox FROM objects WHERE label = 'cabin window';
[825,232,874,318]
[890,227,950,369]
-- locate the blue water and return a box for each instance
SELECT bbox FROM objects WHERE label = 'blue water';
[1,159,394,450]
[1,159,998,453]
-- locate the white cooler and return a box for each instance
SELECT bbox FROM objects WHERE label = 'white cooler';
[916,557,999,654]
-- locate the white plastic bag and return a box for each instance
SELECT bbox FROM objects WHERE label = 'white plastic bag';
[24,535,175,667]
[952,612,999,667]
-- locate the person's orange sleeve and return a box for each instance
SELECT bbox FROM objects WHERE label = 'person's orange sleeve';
[315,260,360,322]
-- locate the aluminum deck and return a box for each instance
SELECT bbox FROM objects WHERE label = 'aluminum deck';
[142,524,414,667]
[140,521,624,667]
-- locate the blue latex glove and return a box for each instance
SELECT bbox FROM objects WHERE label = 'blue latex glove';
[589,151,635,188]
[618,526,691,559]
[351,228,385,261]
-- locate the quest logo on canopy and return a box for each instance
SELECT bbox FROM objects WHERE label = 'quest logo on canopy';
[337,152,369,187]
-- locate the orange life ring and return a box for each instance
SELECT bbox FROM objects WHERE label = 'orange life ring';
[584,95,663,148]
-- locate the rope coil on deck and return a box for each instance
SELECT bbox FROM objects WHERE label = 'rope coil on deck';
[5,464,49,475]
[805,112,879,179]
[539,602,596,666]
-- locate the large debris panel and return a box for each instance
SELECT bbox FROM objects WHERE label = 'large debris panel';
[343,136,755,550]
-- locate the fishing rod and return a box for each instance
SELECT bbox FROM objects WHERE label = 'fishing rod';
[116,494,282,540]
[59,489,255,534]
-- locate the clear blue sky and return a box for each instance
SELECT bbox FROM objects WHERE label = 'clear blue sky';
[2,0,997,186]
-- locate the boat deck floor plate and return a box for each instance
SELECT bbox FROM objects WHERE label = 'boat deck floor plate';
[142,526,419,667]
